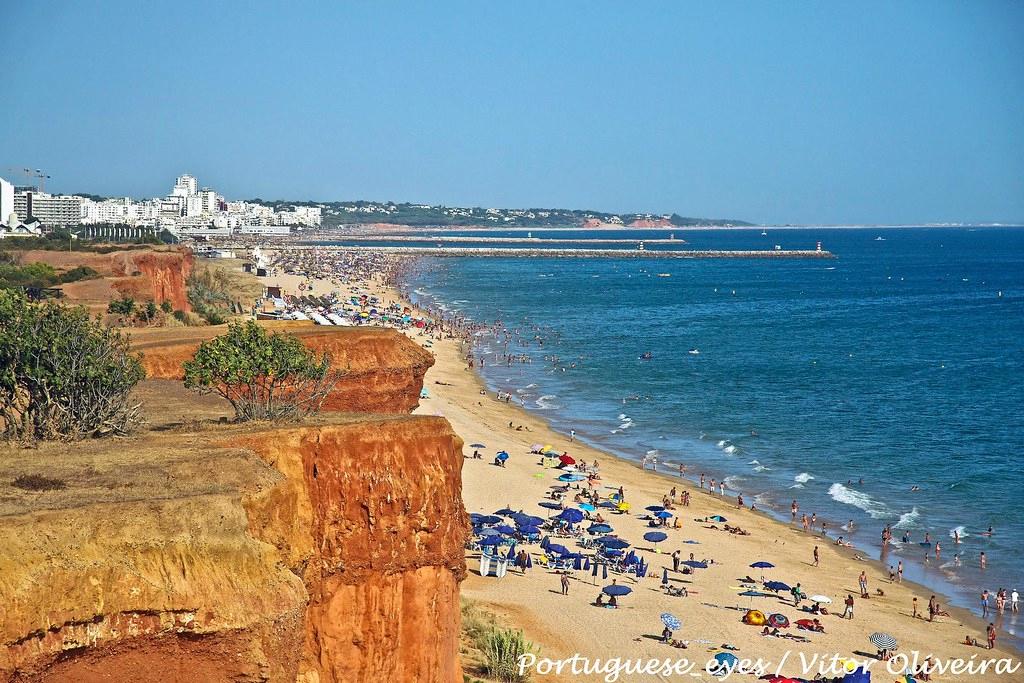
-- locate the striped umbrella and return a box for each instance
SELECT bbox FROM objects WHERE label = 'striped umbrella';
[869,632,898,650]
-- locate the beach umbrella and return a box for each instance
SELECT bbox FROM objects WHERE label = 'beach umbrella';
[682,560,708,569]
[547,544,571,556]
[515,515,544,527]
[559,454,576,465]
[477,528,500,537]
[587,523,613,534]
[709,515,727,522]
[518,525,541,535]
[495,525,517,535]
[636,559,648,578]
[598,501,619,509]
[603,549,624,558]
[768,613,790,628]
[662,568,669,585]
[602,563,608,580]
[617,502,631,512]
[655,510,673,519]
[558,473,586,482]
[602,584,632,597]
[540,536,550,550]
[542,444,555,453]
[809,595,832,604]
[591,561,599,578]
[712,652,738,676]
[538,501,562,510]
[643,531,668,543]
[558,508,585,523]
[750,561,775,569]
[597,537,630,550]
[494,508,517,516]
[470,443,487,448]
[579,503,596,512]
[469,512,484,521]
[496,451,509,461]
[764,581,791,592]
[525,554,533,569]
[478,515,502,525]
[738,590,765,597]
[660,613,682,630]
[645,505,666,512]
[479,536,502,546]
[869,633,898,651]
[583,556,591,571]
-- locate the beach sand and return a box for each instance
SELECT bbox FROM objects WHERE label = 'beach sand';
[265,261,1021,682]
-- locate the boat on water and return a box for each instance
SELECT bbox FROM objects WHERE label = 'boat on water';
[761,229,768,236]
[657,273,671,278]
[639,351,653,360]
[688,348,700,355]
[875,236,886,241]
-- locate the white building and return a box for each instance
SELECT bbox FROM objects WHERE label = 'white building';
[171,174,198,197]
[0,177,13,225]
[13,191,82,226]
[238,224,291,235]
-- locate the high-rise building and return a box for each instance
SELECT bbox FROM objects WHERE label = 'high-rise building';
[171,174,198,197]
[0,177,14,224]
[13,191,82,227]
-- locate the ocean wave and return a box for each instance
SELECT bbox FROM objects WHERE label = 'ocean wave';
[950,525,968,540]
[535,395,560,410]
[827,483,889,519]
[789,483,805,489]
[752,493,774,508]
[893,507,921,530]
[716,439,728,448]
[748,459,760,465]
[794,472,815,484]
[723,445,737,454]
[723,475,743,490]
[523,383,539,389]
[617,413,628,420]
[753,465,771,472]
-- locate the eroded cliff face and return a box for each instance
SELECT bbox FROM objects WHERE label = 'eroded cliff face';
[133,325,434,414]
[1,330,466,682]
[110,249,193,311]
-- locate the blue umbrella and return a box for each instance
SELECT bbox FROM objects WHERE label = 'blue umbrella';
[644,531,669,543]
[479,536,503,546]
[709,515,727,523]
[538,501,562,510]
[525,553,533,569]
[573,555,582,570]
[712,652,738,676]
[496,451,509,461]
[645,505,666,512]
[513,514,544,526]
[558,473,586,482]
[518,525,541,535]
[598,537,630,550]
[655,510,673,519]
[604,549,624,558]
[583,556,591,571]
[602,584,632,596]
[469,443,487,448]
[558,508,585,523]
[478,528,500,537]
[478,515,502,525]
[750,561,775,569]
[764,580,791,592]
[682,560,708,569]
[540,536,550,550]
[495,525,517,535]
[661,613,682,630]
[598,501,619,508]
[579,503,596,512]
[587,523,613,534]
[494,508,517,516]
[591,561,599,578]
[637,560,648,578]
[469,513,484,521]
[547,544,571,556]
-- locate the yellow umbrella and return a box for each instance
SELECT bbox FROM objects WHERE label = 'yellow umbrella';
[617,502,630,512]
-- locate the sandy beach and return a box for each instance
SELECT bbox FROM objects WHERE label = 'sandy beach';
[264,254,1022,682]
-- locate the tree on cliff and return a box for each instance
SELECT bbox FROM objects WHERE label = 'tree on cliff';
[183,320,341,422]
[0,290,146,441]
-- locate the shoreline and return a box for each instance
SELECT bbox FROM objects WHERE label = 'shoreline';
[262,250,1022,680]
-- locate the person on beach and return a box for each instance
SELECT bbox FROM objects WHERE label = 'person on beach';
[719,481,725,496]
[699,473,705,489]
[843,593,854,619]
[813,546,819,567]
[981,590,990,617]
[672,550,680,572]
[858,571,868,597]
[987,623,997,649]
[928,595,937,621]
[791,500,798,523]
[737,494,743,508]
[912,596,919,618]
[1012,589,1019,613]
[898,560,903,583]
[570,429,575,442]
[560,572,570,596]
[980,551,987,569]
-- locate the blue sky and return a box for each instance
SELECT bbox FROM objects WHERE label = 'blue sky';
[1,1,1022,224]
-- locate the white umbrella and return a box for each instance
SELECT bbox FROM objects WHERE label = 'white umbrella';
[809,595,832,604]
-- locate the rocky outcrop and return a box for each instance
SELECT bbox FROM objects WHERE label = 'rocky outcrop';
[133,325,434,414]
[110,249,193,311]
[1,331,465,682]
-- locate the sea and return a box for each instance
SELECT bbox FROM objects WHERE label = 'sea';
[398,226,1024,636]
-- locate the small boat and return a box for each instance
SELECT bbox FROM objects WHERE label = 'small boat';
[639,352,653,360]
[761,229,768,236]
[875,236,886,241]
[688,349,700,355]
[657,273,671,278]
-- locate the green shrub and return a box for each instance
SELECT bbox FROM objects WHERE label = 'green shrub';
[183,320,341,422]
[481,628,533,682]
[0,290,145,441]
[160,300,173,313]
[59,265,100,283]
[107,296,136,315]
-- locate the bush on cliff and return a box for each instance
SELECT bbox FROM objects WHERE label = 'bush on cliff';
[183,320,341,422]
[481,628,534,683]
[0,290,145,441]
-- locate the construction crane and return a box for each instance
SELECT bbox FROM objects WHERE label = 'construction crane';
[4,167,51,192]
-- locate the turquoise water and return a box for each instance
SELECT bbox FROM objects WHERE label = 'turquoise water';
[404,227,1024,633]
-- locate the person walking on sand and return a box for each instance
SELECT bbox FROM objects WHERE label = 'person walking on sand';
[912,596,919,619]
[570,429,575,442]
[1012,589,1019,613]
[813,546,819,567]
[560,572,570,596]
[700,473,705,489]
[928,595,937,622]
[843,593,855,620]
[858,571,868,598]
[737,494,744,508]
[987,623,997,649]
[981,590,990,617]
[672,550,680,572]
[898,560,903,583]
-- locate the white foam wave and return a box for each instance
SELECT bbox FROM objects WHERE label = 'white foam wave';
[827,483,889,519]
[789,483,805,489]
[716,439,728,448]
[794,472,814,484]
[723,445,737,454]
[617,413,628,420]
[753,465,771,472]
[893,507,921,530]
[747,459,760,465]
[535,395,559,410]
[523,383,538,389]
[723,476,743,490]
[950,525,968,540]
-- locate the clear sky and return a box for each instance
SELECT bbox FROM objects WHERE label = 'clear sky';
[2,1,1022,225]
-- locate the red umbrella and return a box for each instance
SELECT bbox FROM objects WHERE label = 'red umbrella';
[559,454,576,465]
